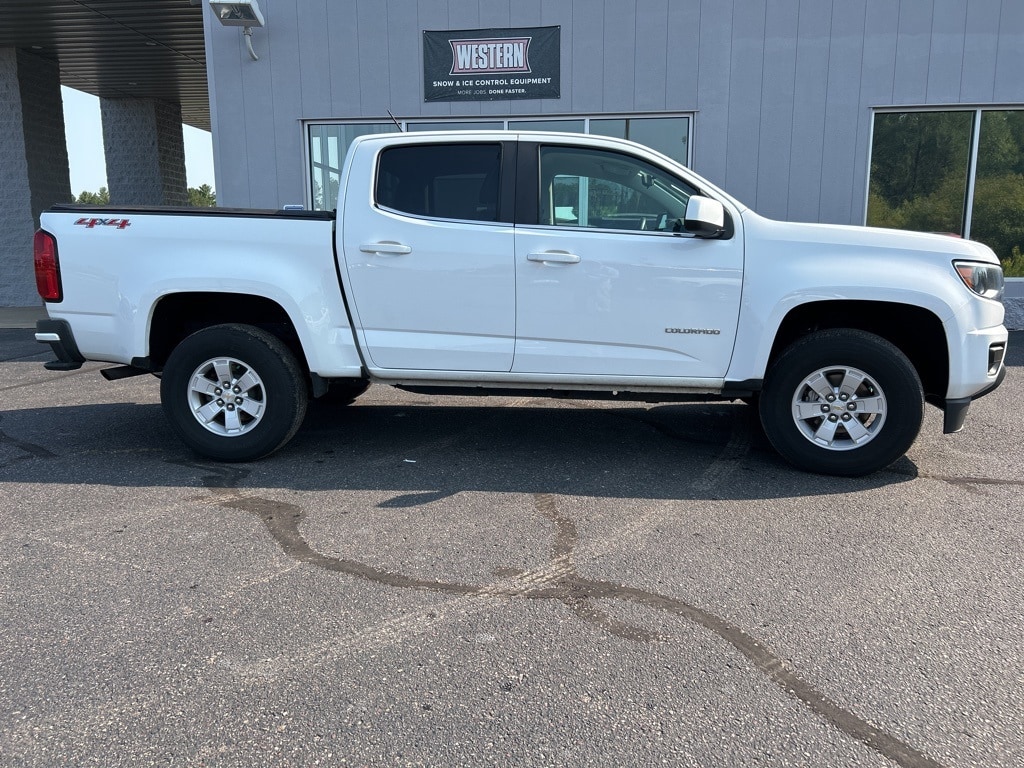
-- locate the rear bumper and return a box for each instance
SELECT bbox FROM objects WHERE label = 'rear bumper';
[35,318,86,370]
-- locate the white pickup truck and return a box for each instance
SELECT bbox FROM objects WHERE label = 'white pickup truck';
[33,131,1007,476]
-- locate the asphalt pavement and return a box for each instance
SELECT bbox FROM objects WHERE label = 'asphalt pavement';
[1,327,1021,767]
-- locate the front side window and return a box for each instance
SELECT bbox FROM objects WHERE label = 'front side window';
[539,146,695,231]
[375,143,502,222]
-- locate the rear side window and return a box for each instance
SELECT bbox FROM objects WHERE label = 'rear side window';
[376,143,502,222]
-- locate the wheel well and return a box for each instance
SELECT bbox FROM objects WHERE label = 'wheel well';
[769,301,948,399]
[148,292,308,372]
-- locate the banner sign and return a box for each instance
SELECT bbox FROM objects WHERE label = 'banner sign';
[423,26,561,102]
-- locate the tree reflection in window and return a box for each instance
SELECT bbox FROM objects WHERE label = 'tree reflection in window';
[868,109,1024,275]
[867,111,972,236]
[971,111,1024,275]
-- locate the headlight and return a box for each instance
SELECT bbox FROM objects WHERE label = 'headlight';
[953,260,1004,301]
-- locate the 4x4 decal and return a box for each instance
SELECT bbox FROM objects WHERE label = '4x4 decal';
[74,217,131,230]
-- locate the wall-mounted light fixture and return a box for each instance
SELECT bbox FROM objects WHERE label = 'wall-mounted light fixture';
[209,0,264,61]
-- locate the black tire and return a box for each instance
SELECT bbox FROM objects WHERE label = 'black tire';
[160,324,308,461]
[319,378,370,405]
[759,329,924,476]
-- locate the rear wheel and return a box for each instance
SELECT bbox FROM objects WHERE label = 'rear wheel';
[760,329,924,476]
[161,324,308,461]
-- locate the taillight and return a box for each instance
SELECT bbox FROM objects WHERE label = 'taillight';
[34,230,62,302]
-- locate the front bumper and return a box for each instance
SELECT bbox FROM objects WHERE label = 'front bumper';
[35,318,85,371]
[942,344,1007,433]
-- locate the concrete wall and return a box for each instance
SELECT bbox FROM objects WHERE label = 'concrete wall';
[204,0,1024,220]
[101,99,188,206]
[0,49,71,307]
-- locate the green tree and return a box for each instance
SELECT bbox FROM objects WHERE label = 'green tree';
[188,184,216,207]
[75,187,110,204]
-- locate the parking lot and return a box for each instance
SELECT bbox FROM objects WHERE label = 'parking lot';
[1,325,1021,767]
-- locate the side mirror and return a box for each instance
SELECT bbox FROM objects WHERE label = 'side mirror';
[683,196,727,238]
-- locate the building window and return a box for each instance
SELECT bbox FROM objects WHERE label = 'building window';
[309,123,399,211]
[588,117,690,166]
[867,108,1024,273]
[306,114,692,211]
[971,111,1024,274]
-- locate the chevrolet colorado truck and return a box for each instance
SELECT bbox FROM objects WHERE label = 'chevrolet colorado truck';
[32,131,1007,475]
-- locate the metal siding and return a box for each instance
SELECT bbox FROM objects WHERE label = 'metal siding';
[927,0,968,104]
[539,1,573,114]
[755,0,800,218]
[852,0,899,224]
[479,0,512,27]
[267,2,306,208]
[892,0,934,105]
[694,0,733,187]
[239,35,278,208]
[860,0,899,107]
[665,0,700,111]
[448,0,481,27]
[355,0,393,116]
[327,1,363,116]
[296,0,332,119]
[724,1,766,205]
[786,0,831,223]
[994,0,1024,101]
[602,0,638,113]
[569,1,604,113]
[386,0,422,115]
[819,0,866,225]
[634,0,670,112]
[960,0,1001,102]
[209,20,251,207]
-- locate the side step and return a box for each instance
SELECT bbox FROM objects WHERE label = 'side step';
[100,365,152,381]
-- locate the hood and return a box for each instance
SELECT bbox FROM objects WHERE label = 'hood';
[743,210,1001,266]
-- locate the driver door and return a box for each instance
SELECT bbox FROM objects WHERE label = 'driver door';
[513,143,743,378]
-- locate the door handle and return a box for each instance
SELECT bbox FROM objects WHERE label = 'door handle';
[527,251,581,264]
[359,242,412,255]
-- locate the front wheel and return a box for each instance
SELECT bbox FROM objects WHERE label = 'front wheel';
[161,324,308,461]
[759,329,924,476]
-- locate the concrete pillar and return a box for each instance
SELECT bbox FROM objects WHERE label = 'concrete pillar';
[0,49,72,307]
[100,98,188,206]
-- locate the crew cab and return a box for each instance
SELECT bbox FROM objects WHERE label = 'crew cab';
[33,131,1008,475]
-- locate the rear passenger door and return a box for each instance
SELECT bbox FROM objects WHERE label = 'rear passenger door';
[340,140,517,372]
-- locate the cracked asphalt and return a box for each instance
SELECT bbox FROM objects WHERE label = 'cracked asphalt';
[1,328,1021,767]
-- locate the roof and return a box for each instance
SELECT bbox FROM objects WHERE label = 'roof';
[0,0,209,130]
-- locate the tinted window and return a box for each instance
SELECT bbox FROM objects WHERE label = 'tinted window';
[376,143,502,222]
[539,146,695,231]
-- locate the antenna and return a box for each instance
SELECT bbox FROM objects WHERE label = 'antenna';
[386,109,404,132]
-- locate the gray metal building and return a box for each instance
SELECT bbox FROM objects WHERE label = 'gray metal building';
[3,1,1024,308]
[205,1,1024,235]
